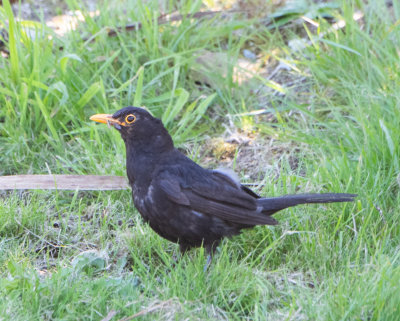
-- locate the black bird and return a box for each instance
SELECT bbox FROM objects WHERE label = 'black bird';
[90,107,356,263]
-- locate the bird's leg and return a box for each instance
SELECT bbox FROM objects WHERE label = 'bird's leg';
[168,243,191,271]
[179,243,191,256]
[167,243,190,265]
[204,241,219,271]
[204,254,212,272]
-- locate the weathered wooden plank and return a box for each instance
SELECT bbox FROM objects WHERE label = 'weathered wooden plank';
[0,175,129,190]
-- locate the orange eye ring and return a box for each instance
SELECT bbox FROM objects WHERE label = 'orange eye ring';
[125,114,136,124]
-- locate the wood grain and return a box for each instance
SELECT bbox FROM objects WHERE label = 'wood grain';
[0,175,129,190]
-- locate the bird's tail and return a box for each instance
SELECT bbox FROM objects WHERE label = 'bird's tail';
[258,193,357,215]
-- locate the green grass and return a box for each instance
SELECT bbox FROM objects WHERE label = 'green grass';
[1,0,400,319]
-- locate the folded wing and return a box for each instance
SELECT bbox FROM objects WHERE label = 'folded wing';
[157,170,278,226]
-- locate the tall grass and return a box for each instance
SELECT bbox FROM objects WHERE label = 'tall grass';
[0,0,249,175]
[1,0,400,319]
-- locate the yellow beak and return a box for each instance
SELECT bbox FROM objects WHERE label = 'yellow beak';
[90,114,123,126]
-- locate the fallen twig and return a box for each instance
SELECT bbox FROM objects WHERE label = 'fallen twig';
[101,310,118,321]
[117,300,173,321]
[107,10,241,37]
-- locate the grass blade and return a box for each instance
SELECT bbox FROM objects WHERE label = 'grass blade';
[76,82,101,110]
[3,0,20,83]
[133,66,144,106]
[34,92,60,143]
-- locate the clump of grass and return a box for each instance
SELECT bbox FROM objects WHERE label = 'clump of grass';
[0,0,249,175]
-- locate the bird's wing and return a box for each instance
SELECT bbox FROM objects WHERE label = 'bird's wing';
[211,169,261,198]
[158,177,190,206]
[157,170,277,226]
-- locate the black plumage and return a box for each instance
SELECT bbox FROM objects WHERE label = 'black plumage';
[90,107,356,257]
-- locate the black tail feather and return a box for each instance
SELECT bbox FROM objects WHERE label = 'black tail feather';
[258,193,357,215]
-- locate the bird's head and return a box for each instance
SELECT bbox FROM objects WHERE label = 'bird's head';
[90,106,173,151]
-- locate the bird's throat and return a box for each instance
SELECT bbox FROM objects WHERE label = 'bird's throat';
[125,143,163,187]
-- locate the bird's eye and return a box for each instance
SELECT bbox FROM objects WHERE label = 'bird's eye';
[125,114,136,124]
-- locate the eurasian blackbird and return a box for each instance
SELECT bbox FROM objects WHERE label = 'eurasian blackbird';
[90,107,356,260]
